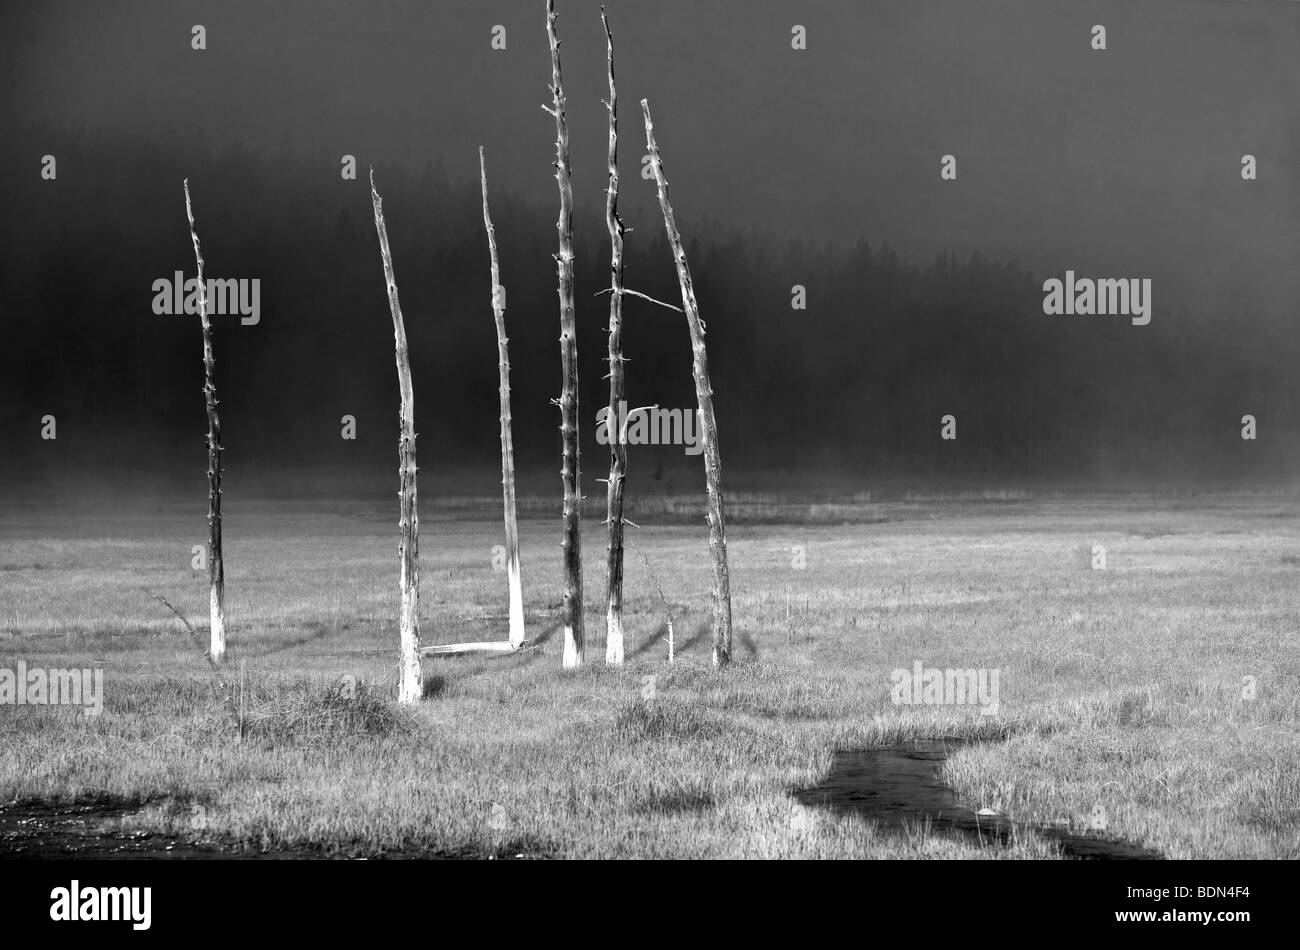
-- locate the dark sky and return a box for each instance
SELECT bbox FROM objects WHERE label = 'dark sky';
[3,0,1297,316]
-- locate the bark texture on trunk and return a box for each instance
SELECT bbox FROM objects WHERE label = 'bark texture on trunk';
[547,0,583,669]
[370,168,423,704]
[479,148,526,649]
[183,180,226,665]
[601,8,628,666]
[640,100,734,668]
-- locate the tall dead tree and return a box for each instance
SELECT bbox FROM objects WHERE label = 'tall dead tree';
[599,8,630,666]
[479,147,526,649]
[641,100,734,668]
[370,168,423,704]
[546,0,583,669]
[183,179,226,665]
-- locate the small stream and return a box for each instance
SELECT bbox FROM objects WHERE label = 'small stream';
[0,800,233,859]
[795,739,1161,860]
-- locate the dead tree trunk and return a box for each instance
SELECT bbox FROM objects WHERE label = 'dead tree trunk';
[183,179,226,665]
[479,147,526,649]
[640,100,734,668]
[370,168,423,704]
[601,8,628,666]
[546,0,583,669]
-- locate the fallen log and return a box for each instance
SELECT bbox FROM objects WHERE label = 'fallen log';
[420,640,537,658]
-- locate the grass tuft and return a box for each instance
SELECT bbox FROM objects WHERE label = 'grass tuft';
[242,681,409,744]
[613,699,724,743]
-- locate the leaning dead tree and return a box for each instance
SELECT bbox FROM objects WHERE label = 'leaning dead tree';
[370,168,424,704]
[479,147,526,649]
[545,0,584,669]
[601,8,629,666]
[183,179,226,664]
[641,100,734,668]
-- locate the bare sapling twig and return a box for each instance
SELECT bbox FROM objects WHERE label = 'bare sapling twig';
[370,168,424,704]
[183,179,227,665]
[479,148,526,649]
[146,589,241,731]
[547,0,584,669]
[146,589,222,673]
[631,543,678,665]
[640,100,734,668]
[601,6,629,666]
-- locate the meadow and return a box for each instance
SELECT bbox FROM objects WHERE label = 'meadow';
[0,490,1296,858]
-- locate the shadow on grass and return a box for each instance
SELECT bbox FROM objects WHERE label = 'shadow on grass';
[630,616,708,659]
[236,620,334,659]
[530,618,562,647]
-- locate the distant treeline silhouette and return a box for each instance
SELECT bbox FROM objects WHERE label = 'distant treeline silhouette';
[1,126,1295,492]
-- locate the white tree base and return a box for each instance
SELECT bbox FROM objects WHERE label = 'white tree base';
[561,626,582,668]
[507,561,526,648]
[605,609,624,665]
[209,587,226,663]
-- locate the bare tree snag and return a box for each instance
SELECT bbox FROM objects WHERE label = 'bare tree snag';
[546,0,583,669]
[370,168,424,704]
[183,179,226,665]
[479,147,526,650]
[601,7,628,667]
[640,100,734,668]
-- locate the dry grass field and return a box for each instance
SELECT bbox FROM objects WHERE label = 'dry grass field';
[1,491,1296,858]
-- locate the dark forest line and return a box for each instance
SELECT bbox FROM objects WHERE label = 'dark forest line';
[1,126,1296,495]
